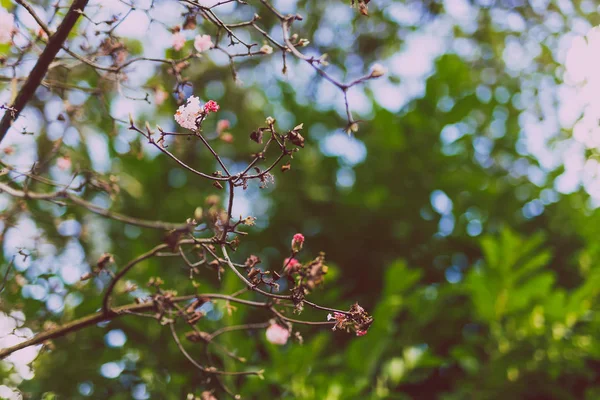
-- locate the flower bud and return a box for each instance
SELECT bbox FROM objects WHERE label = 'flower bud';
[260,44,273,54]
[291,233,305,252]
[346,122,359,135]
[203,100,220,113]
[370,63,387,78]
[283,257,300,273]
[287,130,305,147]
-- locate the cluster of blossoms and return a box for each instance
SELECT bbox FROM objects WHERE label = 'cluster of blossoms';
[203,100,219,113]
[174,96,219,130]
[280,233,372,336]
[172,30,214,53]
[296,252,329,291]
[0,7,14,44]
[327,303,373,336]
[258,172,275,189]
[285,234,329,288]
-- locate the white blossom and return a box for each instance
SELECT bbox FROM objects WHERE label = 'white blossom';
[174,96,203,130]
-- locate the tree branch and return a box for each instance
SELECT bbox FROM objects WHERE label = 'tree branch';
[0,293,268,360]
[0,182,189,231]
[0,0,90,143]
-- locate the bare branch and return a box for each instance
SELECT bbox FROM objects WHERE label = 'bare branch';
[0,0,90,142]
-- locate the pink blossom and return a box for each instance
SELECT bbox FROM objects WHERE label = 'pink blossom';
[172,32,186,51]
[291,233,305,251]
[216,119,230,133]
[356,330,367,337]
[154,88,169,105]
[283,257,300,272]
[194,34,213,53]
[327,312,345,322]
[265,324,289,345]
[57,156,71,171]
[0,8,14,44]
[175,96,203,130]
[203,100,219,113]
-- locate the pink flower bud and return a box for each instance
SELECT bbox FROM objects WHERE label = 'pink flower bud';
[291,233,304,252]
[283,257,300,272]
[265,324,289,345]
[203,100,220,113]
[57,156,72,171]
[216,119,230,133]
[356,330,367,337]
